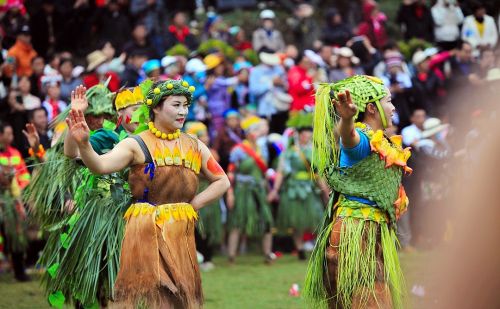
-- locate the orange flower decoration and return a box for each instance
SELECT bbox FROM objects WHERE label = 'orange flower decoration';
[393,185,409,220]
[369,130,412,175]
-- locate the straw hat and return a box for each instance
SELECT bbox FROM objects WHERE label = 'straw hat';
[86,50,108,72]
[259,52,281,66]
[421,118,449,138]
[333,47,360,65]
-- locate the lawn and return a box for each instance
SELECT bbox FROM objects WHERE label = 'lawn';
[0,250,438,309]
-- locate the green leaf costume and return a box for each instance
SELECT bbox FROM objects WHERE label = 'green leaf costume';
[304,76,410,309]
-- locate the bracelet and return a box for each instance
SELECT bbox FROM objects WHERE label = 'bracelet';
[29,144,46,159]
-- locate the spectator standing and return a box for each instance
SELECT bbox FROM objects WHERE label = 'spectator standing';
[397,0,434,42]
[213,109,243,171]
[93,0,131,53]
[229,27,252,52]
[249,51,288,132]
[356,1,388,49]
[122,23,158,59]
[165,12,198,51]
[26,107,51,152]
[252,10,286,53]
[29,56,44,99]
[7,24,37,77]
[288,50,321,112]
[0,2,29,49]
[288,3,320,52]
[461,2,498,56]
[321,8,353,47]
[431,0,464,50]
[129,0,167,55]
[29,0,63,58]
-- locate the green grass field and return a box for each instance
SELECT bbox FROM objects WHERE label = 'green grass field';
[0,251,438,309]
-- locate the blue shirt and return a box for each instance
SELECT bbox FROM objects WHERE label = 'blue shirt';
[340,129,376,206]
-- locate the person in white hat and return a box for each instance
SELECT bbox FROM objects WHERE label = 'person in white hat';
[249,49,288,132]
[161,55,181,80]
[415,117,450,158]
[330,46,364,82]
[183,58,208,121]
[252,9,285,53]
[288,51,321,112]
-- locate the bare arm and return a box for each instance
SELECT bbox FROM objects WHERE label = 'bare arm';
[67,109,138,174]
[335,90,360,148]
[267,156,285,202]
[190,140,230,210]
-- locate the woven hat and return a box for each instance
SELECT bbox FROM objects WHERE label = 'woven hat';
[421,118,448,138]
[85,83,115,116]
[86,50,108,72]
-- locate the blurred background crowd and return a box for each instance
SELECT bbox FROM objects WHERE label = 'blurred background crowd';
[0,0,499,279]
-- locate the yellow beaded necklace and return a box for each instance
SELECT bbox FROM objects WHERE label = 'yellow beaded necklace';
[148,122,181,140]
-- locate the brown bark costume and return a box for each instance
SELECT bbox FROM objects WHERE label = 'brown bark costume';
[111,131,203,309]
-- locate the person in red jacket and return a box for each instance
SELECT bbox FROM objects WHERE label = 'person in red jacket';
[82,50,120,92]
[288,50,322,111]
[357,0,388,49]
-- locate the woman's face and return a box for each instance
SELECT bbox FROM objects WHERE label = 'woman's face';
[3,126,13,146]
[18,77,31,94]
[59,61,73,78]
[154,95,189,131]
[379,92,395,128]
[338,56,351,68]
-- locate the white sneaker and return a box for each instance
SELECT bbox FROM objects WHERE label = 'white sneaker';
[200,262,215,272]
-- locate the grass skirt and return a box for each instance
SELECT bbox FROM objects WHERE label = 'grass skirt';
[227,182,273,236]
[304,214,405,309]
[276,179,323,233]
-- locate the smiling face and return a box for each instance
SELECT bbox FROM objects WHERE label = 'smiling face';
[153,95,189,132]
[379,92,395,128]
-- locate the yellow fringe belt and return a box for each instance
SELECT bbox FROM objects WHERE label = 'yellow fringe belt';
[124,202,198,225]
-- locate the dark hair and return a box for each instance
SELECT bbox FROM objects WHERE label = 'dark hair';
[28,107,48,120]
[295,51,305,64]
[59,57,74,67]
[459,40,472,50]
[31,56,44,64]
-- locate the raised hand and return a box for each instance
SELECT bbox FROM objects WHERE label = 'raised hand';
[71,85,88,112]
[66,109,90,145]
[333,90,357,120]
[22,123,40,149]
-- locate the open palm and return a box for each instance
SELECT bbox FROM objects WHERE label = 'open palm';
[71,85,88,112]
[22,123,40,149]
[66,109,90,145]
[333,90,357,120]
